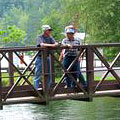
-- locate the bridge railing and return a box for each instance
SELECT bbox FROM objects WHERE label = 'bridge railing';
[0,43,120,109]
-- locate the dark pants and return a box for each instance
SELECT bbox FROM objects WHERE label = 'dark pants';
[63,56,78,88]
[77,62,86,86]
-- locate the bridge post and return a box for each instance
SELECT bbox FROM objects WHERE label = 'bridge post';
[8,52,14,86]
[41,49,49,104]
[50,52,55,84]
[0,57,3,110]
[86,47,94,101]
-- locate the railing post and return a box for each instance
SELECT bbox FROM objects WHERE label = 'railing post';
[50,52,55,84]
[86,46,94,101]
[41,49,49,104]
[8,52,14,86]
[0,56,3,110]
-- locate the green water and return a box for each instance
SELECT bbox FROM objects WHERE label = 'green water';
[0,97,120,120]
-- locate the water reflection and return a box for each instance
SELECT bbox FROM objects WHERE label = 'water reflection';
[0,97,120,120]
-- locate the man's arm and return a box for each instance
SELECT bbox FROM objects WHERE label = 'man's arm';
[40,42,58,48]
[59,49,65,62]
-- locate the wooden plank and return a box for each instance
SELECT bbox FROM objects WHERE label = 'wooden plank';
[8,52,14,86]
[2,89,120,105]
[51,89,120,100]
[41,49,49,104]
[2,89,43,99]
[93,90,120,97]
[3,96,45,105]
[86,47,94,101]
[1,83,119,101]
[1,85,120,105]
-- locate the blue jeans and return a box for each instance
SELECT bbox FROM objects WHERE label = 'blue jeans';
[63,56,78,88]
[34,56,51,89]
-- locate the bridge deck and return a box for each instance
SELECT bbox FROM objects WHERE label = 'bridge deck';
[2,89,120,105]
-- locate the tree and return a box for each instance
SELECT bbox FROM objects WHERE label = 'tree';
[0,25,26,47]
[60,0,120,61]
[0,0,120,45]
[61,0,120,43]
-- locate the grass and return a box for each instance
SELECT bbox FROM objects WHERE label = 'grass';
[1,72,115,86]
[1,72,33,86]
[95,76,115,81]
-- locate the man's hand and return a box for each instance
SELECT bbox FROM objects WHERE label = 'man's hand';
[40,43,46,48]
[52,42,59,47]
[78,57,82,62]
[66,44,72,49]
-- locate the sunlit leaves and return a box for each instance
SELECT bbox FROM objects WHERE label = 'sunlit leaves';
[0,25,26,46]
[61,0,120,44]
[0,0,120,46]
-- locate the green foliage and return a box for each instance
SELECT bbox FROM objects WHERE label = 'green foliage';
[40,9,64,41]
[1,0,120,44]
[0,0,119,60]
[58,0,120,43]
[60,0,120,61]
[0,25,26,46]
[103,47,120,62]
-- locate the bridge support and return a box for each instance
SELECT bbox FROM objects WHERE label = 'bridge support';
[42,49,49,104]
[8,52,14,86]
[86,47,94,101]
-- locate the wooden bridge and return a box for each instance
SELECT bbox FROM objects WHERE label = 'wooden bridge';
[0,43,120,109]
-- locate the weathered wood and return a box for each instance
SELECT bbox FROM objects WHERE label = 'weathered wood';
[3,51,43,101]
[50,49,87,95]
[93,48,120,93]
[86,47,94,101]
[50,52,55,83]
[94,51,120,92]
[41,49,49,104]
[3,97,45,105]
[0,44,119,109]
[8,52,14,86]
[14,51,35,74]
[1,83,119,98]
[0,43,119,52]
[21,67,35,85]
[2,89,120,105]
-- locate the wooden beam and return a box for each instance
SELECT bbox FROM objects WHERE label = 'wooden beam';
[86,47,94,101]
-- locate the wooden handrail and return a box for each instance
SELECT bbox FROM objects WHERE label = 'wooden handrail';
[0,43,119,106]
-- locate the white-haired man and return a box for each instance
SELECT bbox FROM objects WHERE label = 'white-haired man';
[34,25,58,89]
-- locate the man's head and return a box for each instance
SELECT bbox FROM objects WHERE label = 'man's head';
[65,28,75,34]
[42,25,52,31]
[65,25,76,33]
[42,25,52,37]
[65,28,75,40]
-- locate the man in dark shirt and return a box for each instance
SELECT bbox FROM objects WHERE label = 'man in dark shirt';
[34,25,58,89]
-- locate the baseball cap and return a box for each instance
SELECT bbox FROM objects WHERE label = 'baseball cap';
[65,25,74,31]
[65,28,75,34]
[42,25,52,31]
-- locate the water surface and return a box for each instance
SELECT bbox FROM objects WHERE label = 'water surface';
[0,97,120,120]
